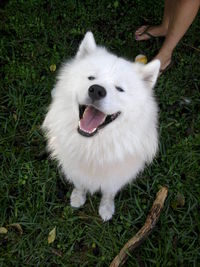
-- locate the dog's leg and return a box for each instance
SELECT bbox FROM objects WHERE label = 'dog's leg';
[70,187,86,208]
[99,192,115,221]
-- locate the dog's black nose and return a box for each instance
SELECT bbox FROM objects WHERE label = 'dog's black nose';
[88,84,107,101]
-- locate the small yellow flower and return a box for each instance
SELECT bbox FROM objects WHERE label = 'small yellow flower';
[135,54,147,64]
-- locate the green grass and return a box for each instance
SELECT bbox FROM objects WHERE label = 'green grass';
[1,0,200,266]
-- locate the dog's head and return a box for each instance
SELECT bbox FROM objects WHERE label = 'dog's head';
[53,32,160,138]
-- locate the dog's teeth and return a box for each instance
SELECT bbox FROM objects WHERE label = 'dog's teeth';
[91,128,97,133]
[101,116,106,124]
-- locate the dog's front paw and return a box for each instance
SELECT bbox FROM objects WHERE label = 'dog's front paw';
[99,200,115,221]
[70,188,86,208]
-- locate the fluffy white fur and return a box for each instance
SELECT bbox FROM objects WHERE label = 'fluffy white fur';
[42,32,160,221]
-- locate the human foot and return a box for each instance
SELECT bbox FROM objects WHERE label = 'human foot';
[154,50,172,73]
[159,59,173,75]
[135,25,168,41]
[153,55,172,76]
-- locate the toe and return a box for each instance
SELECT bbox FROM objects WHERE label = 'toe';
[135,33,149,41]
[135,25,148,35]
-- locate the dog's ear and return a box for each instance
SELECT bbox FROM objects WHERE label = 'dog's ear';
[137,60,160,89]
[76,32,96,58]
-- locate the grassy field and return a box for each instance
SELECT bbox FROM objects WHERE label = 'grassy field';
[1,0,200,266]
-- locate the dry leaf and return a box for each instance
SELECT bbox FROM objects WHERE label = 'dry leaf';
[13,113,17,121]
[171,192,185,210]
[50,64,56,72]
[48,227,56,244]
[7,223,23,235]
[0,227,8,234]
[176,192,185,207]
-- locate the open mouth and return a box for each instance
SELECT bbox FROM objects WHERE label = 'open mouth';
[78,105,121,137]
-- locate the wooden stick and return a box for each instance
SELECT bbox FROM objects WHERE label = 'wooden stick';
[110,186,168,267]
[182,42,200,52]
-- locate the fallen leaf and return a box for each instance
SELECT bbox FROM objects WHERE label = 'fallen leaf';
[48,227,56,244]
[0,227,8,234]
[171,192,185,210]
[50,64,56,72]
[176,192,185,207]
[7,223,23,235]
[13,113,17,121]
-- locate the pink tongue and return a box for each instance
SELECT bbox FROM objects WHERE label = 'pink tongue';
[80,106,106,133]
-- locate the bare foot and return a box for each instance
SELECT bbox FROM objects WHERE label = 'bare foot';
[135,25,168,41]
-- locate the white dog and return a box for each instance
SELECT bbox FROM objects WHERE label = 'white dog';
[42,32,160,221]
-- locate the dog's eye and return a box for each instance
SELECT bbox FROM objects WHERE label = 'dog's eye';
[88,76,95,80]
[115,86,125,92]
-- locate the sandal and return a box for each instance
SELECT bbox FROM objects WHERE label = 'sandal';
[159,60,174,76]
[135,25,157,41]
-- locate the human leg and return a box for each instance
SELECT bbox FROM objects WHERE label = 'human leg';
[135,0,173,41]
[155,0,200,70]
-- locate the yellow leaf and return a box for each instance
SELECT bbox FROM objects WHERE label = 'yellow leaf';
[135,54,148,64]
[7,223,23,235]
[176,192,185,207]
[50,64,56,72]
[13,113,17,121]
[48,227,56,244]
[0,227,8,234]
[171,192,185,210]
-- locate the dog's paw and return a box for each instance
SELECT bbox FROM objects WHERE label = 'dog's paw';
[99,201,115,221]
[70,189,86,208]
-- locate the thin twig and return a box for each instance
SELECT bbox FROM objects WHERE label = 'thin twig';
[182,42,200,52]
[110,186,168,267]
